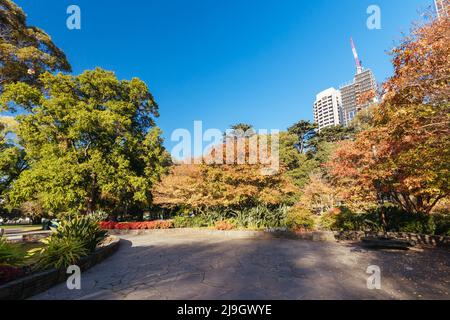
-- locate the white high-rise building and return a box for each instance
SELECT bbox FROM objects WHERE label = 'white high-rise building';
[435,0,449,19]
[313,87,342,132]
[313,38,377,130]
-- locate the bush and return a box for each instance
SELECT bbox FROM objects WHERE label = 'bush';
[54,216,107,252]
[381,207,435,234]
[286,206,315,231]
[319,206,450,235]
[319,208,341,231]
[34,237,88,269]
[334,207,373,231]
[431,214,450,236]
[99,220,174,230]
[0,237,26,266]
[211,205,290,229]
[86,210,109,222]
[173,215,210,228]
[172,205,290,230]
[0,265,24,285]
[232,205,289,229]
[214,220,236,231]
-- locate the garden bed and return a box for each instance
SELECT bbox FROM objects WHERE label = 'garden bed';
[0,235,120,300]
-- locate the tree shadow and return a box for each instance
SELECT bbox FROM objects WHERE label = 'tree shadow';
[31,235,450,300]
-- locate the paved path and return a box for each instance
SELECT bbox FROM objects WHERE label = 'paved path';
[32,232,450,300]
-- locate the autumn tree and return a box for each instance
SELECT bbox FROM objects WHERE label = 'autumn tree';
[153,162,297,211]
[328,16,450,215]
[1,68,170,216]
[0,0,71,93]
[297,173,342,215]
[348,104,377,133]
[153,135,298,211]
[152,163,204,210]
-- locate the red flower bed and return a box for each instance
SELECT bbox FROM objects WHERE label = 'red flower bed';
[0,265,24,285]
[99,220,173,230]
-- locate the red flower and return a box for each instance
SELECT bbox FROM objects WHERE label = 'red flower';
[99,220,174,230]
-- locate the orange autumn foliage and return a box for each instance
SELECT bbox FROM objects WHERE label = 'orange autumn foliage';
[153,137,298,210]
[328,16,450,215]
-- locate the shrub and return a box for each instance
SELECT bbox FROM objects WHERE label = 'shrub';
[319,206,449,235]
[333,207,368,231]
[381,207,435,234]
[34,237,88,269]
[0,237,26,266]
[86,210,109,222]
[150,220,174,229]
[433,214,450,236]
[172,205,290,229]
[0,265,24,285]
[319,208,340,231]
[214,220,236,231]
[212,205,289,229]
[392,215,435,234]
[54,216,107,252]
[233,205,289,229]
[173,215,210,228]
[286,206,316,231]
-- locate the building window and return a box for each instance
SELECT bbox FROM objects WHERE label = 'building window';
[348,110,356,120]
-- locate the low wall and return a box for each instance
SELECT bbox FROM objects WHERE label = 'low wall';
[3,231,52,243]
[107,228,450,248]
[107,228,274,239]
[0,235,120,300]
[107,228,337,242]
[334,231,450,248]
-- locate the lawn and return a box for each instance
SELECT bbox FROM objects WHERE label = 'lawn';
[19,242,44,265]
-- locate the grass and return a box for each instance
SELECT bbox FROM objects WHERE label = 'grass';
[19,242,44,265]
[0,239,45,268]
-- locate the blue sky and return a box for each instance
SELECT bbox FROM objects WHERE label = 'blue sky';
[14,0,434,152]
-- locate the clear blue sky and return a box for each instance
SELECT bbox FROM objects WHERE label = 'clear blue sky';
[15,0,434,152]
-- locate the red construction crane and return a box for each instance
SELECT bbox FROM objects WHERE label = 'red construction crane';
[350,37,363,74]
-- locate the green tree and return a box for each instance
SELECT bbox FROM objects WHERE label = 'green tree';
[0,117,26,197]
[0,0,71,93]
[281,120,340,188]
[1,68,170,216]
[287,120,317,154]
[315,125,354,143]
[226,123,256,138]
[279,131,335,188]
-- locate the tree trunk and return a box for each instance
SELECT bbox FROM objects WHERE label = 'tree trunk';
[87,174,98,214]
